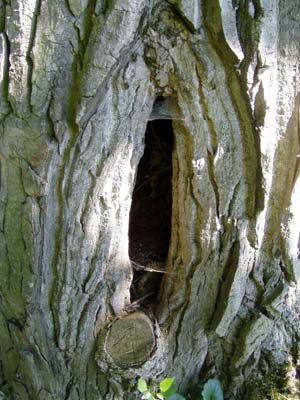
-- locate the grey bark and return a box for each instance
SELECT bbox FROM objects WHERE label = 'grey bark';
[0,0,300,399]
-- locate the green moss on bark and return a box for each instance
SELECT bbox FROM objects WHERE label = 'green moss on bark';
[242,352,300,400]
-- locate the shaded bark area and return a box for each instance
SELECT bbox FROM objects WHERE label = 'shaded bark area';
[0,0,300,399]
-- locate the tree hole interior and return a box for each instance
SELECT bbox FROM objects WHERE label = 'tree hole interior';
[129,119,173,304]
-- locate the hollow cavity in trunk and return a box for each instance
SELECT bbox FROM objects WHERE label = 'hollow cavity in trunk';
[129,119,173,304]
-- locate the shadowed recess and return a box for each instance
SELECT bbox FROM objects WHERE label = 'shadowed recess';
[129,119,173,303]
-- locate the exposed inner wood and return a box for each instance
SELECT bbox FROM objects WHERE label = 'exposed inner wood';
[104,312,155,367]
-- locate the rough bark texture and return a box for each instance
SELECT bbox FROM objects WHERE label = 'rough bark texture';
[0,0,300,399]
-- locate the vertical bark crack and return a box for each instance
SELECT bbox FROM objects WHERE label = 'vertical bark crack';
[26,0,42,111]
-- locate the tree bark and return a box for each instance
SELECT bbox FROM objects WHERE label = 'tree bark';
[0,0,300,399]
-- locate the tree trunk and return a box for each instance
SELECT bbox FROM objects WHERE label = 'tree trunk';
[1,0,300,398]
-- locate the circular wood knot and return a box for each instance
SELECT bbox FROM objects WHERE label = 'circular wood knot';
[104,312,155,368]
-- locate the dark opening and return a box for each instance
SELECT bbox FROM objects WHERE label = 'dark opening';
[129,119,173,305]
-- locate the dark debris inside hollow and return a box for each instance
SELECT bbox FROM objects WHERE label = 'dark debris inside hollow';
[128,119,173,303]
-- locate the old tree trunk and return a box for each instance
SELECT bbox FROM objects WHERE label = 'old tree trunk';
[1,0,300,398]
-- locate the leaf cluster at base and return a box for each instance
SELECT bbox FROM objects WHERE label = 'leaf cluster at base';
[137,377,223,400]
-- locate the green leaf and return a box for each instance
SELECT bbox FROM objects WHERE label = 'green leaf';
[138,378,148,393]
[159,378,177,398]
[201,379,223,400]
[157,393,164,400]
[141,391,153,400]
